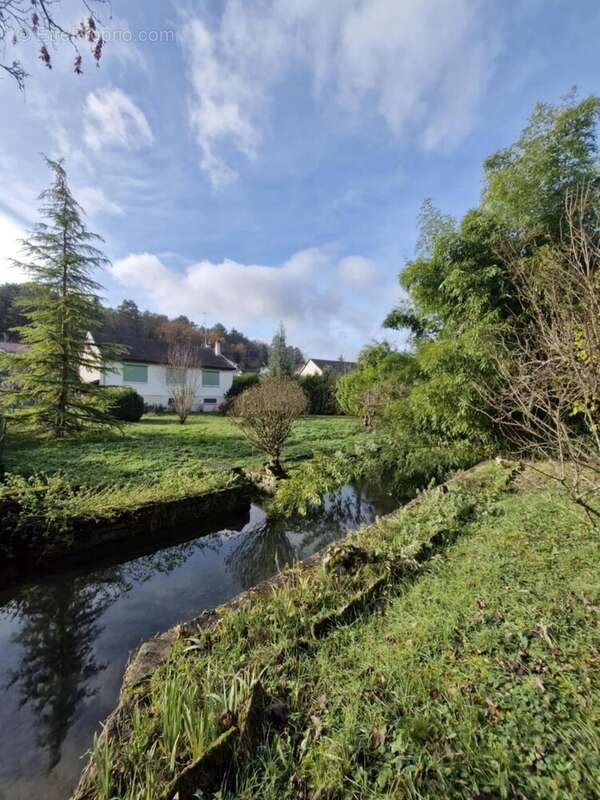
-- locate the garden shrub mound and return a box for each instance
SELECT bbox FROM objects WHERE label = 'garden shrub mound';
[74,461,600,800]
[103,386,145,423]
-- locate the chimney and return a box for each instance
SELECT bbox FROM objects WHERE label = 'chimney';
[214,339,222,356]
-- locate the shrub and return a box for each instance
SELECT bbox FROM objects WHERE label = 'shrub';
[230,377,307,476]
[103,386,145,423]
[225,372,261,399]
[300,372,339,415]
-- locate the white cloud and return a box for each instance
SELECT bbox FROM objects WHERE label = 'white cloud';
[111,246,393,357]
[83,88,154,152]
[76,186,124,216]
[337,255,378,289]
[180,0,499,185]
[0,213,28,284]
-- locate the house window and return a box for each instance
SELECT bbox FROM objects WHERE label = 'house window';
[166,367,187,385]
[204,398,217,405]
[202,369,220,387]
[123,363,148,383]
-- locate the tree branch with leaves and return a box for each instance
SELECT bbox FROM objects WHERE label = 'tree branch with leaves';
[0,0,107,90]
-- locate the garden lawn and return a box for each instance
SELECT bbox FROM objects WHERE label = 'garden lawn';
[3,414,363,487]
[82,461,600,800]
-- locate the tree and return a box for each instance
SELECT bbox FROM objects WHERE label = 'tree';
[0,0,107,90]
[383,95,600,450]
[483,187,600,510]
[0,158,120,437]
[336,342,418,421]
[230,378,307,477]
[115,299,142,336]
[484,93,600,241]
[268,323,294,377]
[166,341,201,424]
[300,371,339,415]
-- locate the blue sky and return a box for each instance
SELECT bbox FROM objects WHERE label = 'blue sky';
[1,0,599,358]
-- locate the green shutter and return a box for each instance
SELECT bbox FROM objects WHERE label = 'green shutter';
[202,369,220,387]
[123,363,148,383]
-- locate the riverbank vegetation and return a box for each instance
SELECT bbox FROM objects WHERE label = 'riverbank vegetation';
[0,415,363,553]
[74,461,600,800]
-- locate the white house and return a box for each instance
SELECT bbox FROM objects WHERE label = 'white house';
[298,357,357,378]
[85,333,237,411]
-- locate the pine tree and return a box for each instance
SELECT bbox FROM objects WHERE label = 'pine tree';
[1,158,120,437]
[268,323,294,377]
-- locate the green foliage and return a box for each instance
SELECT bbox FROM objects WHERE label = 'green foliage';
[336,342,418,418]
[0,414,6,477]
[300,371,339,415]
[0,158,122,437]
[102,386,145,423]
[484,93,600,239]
[383,94,600,455]
[0,467,239,552]
[225,372,261,399]
[269,452,357,517]
[268,323,295,377]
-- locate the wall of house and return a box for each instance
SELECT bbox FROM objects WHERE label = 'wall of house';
[98,362,234,411]
[299,360,322,377]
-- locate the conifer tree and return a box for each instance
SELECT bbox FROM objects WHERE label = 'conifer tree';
[1,158,120,437]
[268,323,294,377]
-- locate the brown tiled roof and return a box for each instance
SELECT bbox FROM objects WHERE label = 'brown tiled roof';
[305,358,357,375]
[92,332,236,371]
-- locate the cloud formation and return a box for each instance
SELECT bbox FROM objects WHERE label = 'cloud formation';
[180,0,498,186]
[76,186,124,216]
[111,247,392,357]
[83,87,154,152]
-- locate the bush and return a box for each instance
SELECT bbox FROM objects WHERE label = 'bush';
[103,386,145,423]
[300,372,339,415]
[225,372,261,399]
[230,377,307,476]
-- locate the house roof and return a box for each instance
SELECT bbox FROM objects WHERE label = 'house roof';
[0,341,28,354]
[305,358,357,375]
[92,332,237,371]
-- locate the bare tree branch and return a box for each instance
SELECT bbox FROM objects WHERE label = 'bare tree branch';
[166,341,201,425]
[480,185,600,511]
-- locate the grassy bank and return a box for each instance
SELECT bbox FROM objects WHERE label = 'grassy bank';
[76,461,600,800]
[0,416,363,553]
[3,414,362,484]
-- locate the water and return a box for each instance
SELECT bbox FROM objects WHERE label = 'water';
[0,483,397,800]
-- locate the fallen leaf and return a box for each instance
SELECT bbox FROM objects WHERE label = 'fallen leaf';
[370,726,387,749]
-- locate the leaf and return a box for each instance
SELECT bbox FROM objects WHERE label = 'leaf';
[370,726,387,749]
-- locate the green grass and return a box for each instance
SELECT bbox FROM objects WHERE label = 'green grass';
[81,461,600,799]
[3,414,363,487]
[0,415,365,548]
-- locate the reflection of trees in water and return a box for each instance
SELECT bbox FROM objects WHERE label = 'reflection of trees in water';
[4,577,117,772]
[1,538,223,773]
[226,486,379,589]
[225,520,296,588]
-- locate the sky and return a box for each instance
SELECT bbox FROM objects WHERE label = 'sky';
[1,0,600,359]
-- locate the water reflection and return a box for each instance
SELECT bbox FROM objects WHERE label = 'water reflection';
[0,482,396,800]
[5,579,115,772]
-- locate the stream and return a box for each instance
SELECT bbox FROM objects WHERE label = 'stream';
[0,481,397,800]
